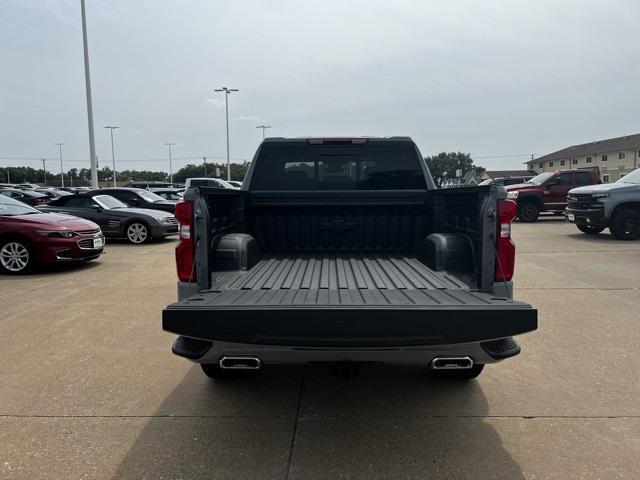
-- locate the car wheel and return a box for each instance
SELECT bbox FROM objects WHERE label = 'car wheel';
[577,224,605,235]
[0,238,34,274]
[428,364,484,380]
[517,202,540,222]
[610,209,640,240]
[125,222,150,244]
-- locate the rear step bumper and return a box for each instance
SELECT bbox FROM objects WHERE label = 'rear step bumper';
[162,305,537,348]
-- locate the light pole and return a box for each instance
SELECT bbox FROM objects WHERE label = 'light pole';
[203,156,207,177]
[41,158,47,186]
[104,126,119,187]
[81,0,98,188]
[54,143,66,187]
[213,87,239,180]
[256,125,271,139]
[164,142,176,184]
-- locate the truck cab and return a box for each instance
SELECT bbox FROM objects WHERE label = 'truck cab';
[505,169,599,222]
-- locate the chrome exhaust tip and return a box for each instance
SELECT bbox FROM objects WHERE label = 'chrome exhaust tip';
[430,356,474,370]
[219,356,262,370]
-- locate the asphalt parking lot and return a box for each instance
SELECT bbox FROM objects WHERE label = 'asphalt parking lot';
[1,218,639,479]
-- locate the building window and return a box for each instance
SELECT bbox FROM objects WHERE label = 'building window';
[549,161,554,167]
[602,174,610,183]
[601,154,608,162]
[586,156,592,164]
[572,158,578,165]
[619,152,626,160]
[560,160,565,166]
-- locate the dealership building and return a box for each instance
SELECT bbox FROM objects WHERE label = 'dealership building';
[526,133,640,183]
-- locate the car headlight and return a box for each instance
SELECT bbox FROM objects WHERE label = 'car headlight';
[37,230,78,238]
[592,192,610,199]
[162,216,175,223]
[507,191,519,199]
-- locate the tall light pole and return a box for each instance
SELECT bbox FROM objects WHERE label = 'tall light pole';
[213,87,239,180]
[80,0,98,189]
[104,126,119,187]
[164,142,176,184]
[41,158,47,186]
[203,156,207,177]
[54,143,66,187]
[256,125,271,139]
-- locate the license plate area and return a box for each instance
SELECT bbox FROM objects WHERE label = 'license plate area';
[93,237,104,248]
[567,213,575,221]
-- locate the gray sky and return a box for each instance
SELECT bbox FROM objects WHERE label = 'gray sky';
[2,0,640,173]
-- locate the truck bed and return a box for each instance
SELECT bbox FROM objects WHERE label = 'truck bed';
[163,253,537,347]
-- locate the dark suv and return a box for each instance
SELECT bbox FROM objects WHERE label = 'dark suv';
[91,188,176,213]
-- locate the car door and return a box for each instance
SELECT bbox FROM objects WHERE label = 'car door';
[546,172,574,206]
[53,197,109,231]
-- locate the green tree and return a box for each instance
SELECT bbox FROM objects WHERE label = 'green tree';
[424,152,485,187]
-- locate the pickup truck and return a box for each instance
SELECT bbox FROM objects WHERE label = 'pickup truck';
[505,169,599,222]
[162,137,537,380]
[566,167,640,240]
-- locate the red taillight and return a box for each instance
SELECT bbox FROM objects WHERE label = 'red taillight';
[174,200,195,282]
[495,199,516,282]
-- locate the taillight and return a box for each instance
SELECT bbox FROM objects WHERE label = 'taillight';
[495,199,516,282]
[174,200,195,282]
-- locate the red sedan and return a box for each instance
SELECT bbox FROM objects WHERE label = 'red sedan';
[0,194,104,274]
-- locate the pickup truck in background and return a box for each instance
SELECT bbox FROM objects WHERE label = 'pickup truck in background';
[505,169,599,222]
[566,167,640,240]
[162,137,537,381]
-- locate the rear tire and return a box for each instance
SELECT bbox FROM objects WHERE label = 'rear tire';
[517,202,539,222]
[428,364,484,380]
[577,224,605,235]
[0,238,34,274]
[610,209,640,240]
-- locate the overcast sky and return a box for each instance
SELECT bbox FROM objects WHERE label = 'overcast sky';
[2,0,640,173]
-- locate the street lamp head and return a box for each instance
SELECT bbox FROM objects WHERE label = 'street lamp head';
[54,142,66,146]
[104,125,119,130]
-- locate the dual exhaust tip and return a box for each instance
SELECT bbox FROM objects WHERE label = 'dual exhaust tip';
[219,356,262,370]
[217,355,473,370]
[430,356,474,370]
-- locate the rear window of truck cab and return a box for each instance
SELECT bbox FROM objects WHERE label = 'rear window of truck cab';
[250,143,427,190]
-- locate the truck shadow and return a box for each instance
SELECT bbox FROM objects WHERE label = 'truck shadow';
[111,364,524,479]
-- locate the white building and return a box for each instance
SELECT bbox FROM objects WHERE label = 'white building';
[526,133,640,183]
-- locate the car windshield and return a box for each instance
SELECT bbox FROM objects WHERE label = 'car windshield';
[616,169,640,184]
[93,195,128,209]
[0,195,41,215]
[526,172,556,185]
[137,190,166,203]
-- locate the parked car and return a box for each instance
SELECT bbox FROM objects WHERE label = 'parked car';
[0,188,49,206]
[126,181,183,189]
[90,188,176,213]
[479,176,533,187]
[14,183,41,190]
[39,194,178,244]
[148,188,184,201]
[566,167,640,240]
[35,188,73,200]
[0,194,103,274]
[184,177,237,189]
[505,169,600,222]
[163,136,537,380]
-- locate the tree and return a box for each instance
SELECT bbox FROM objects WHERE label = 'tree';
[424,152,486,187]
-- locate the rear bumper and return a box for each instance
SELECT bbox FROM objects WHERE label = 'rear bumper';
[565,207,607,227]
[162,304,537,348]
[171,337,522,365]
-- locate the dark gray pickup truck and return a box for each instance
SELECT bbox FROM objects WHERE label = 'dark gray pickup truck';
[163,137,537,380]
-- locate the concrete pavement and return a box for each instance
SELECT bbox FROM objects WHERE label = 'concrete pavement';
[1,220,639,479]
